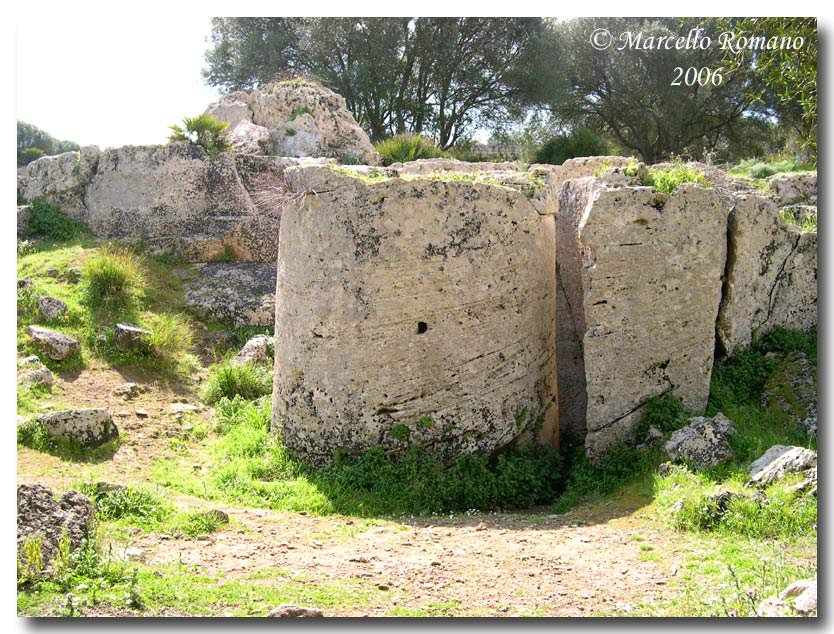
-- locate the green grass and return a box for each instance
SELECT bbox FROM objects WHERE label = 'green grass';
[23,200,89,241]
[202,363,273,404]
[642,163,707,194]
[83,245,146,309]
[17,233,200,384]
[780,208,817,232]
[728,157,816,180]
[374,133,449,166]
[155,395,564,517]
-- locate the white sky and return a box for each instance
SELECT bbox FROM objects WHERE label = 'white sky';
[17,16,220,148]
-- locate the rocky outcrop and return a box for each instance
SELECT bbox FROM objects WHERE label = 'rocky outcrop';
[543,156,633,218]
[37,408,119,447]
[767,172,816,206]
[183,263,276,327]
[36,296,68,322]
[17,356,53,388]
[232,334,274,365]
[17,146,297,263]
[747,445,817,488]
[664,413,737,468]
[17,484,95,571]
[716,195,816,354]
[273,165,557,464]
[206,79,380,165]
[556,179,726,461]
[17,147,100,218]
[758,578,817,617]
[114,323,152,352]
[26,325,80,361]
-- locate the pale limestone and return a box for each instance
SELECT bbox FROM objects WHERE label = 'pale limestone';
[556,179,727,462]
[716,194,816,354]
[272,165,557,464]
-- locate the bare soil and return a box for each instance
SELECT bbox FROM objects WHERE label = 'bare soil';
[17,362,694,617]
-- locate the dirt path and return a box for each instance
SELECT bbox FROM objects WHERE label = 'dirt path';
[20,363,687,617]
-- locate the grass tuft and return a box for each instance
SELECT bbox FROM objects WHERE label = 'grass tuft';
[83,246,145,308]
[203,363,273,404]
[374,133,448,166]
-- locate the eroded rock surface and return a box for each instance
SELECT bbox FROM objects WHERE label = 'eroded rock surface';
[273,165,557,464]
[37,408,119,447]
[232,334,274,366]
[17,356,53,388]
[758,578,817,617]
[747,445,817,488]
[556,179,727,462]
[183,263,276,327]
[716,195,816,354]
[17,484,95,570]
[767,171,816,206]
[206,79,379,165]
[26,325,80,361]
[664,413,736,468]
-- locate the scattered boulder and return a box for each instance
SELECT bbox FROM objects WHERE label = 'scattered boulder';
[18,277,33,289]
[266,605,324,618]
[747,445,817,488]
[37,408,119,447]
[113,382,145,399]
[767,172,816,206]
[761,351,816,431]
[36,295,68,321]
[46,268,60,278]
[17,356,53,388]
[231,334,273,365]
[17,483,95,569]
[66,267,83,283]
[114,323,152,352]
[664,413,737,468]
[26,325,80,361]
[169,403,200,417]
[206,79,380,165]
[758,578,817,617]
[197,509,229,525]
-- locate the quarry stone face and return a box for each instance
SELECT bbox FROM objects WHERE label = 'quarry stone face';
[556,179,727,463]
[716,195,816,354]
[272,166,557,464]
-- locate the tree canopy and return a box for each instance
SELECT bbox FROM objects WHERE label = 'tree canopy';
[203,17,559,148]
[202,17,816,162]
[17,121,80,166]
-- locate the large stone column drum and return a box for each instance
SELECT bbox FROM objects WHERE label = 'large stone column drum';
[272,165,557,464]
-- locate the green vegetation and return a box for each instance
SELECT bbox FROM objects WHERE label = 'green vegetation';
[290,105,312,120]
[202,363,273,404]
[642,163,707,194]
[23,200,89,242]
[780,208,817,233]
[728,157,816,180]
[374,133,448,166]
[168,113,230,157]
[17,120,80,167]
[533,127,610,165]
[17,418,120,461]
[83,246,146,308]
[156,395,564,517]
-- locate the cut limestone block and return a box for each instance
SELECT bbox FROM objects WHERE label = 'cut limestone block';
[716,195,816,354]
[272,165,557,464]
[556,178,727,463]
[37,408,119,447]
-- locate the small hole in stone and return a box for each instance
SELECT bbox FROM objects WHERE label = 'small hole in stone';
[417,322,428,334]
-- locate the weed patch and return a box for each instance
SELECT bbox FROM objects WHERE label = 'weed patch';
[642,164,707,193]
[203,363,273,404]
[23,200,89,242]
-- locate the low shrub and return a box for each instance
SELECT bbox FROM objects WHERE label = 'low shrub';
[83,246,145,308]
[24,200,88,242]
[169,113,230,158]
[78,483,172,525]
[533,128,610,165]
[632,392,689,442]
[203,363,273,404]
[144,313,195,370]
[642,164,706,194]
[374,133,448,166]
